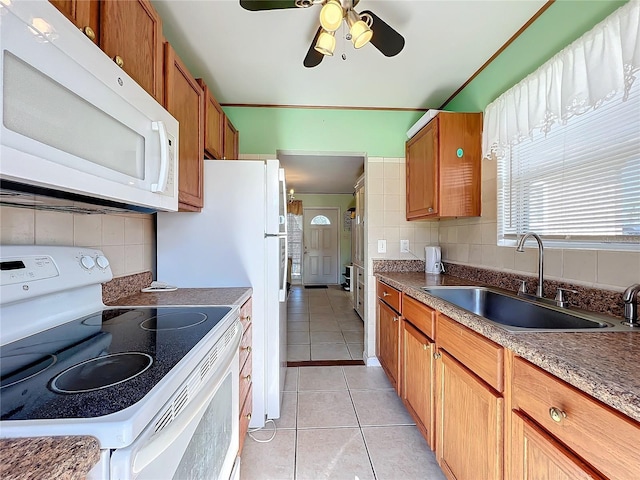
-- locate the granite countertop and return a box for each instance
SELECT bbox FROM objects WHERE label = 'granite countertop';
[107,287,253,308]
[376,271,640,423]
[0,436,100,480]
[1,288,253,480]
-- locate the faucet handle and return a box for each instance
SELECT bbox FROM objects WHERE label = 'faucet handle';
[555,287,577,308]
[517,279,527,295]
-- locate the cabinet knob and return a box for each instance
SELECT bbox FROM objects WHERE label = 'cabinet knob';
[244,374,252,383]
[243,315,252,323]
[82,26,96,41]
[382,291,390,297]
[246,413,252,420]
[422,344,428,350]
[428,207,434,213]
[393,316,398,322]
[243,345,252,353]
[548,407,567,423]
[114,55,124,68]
[433,352,441,359]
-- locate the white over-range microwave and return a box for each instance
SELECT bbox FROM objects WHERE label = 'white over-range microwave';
[0,0,179,213]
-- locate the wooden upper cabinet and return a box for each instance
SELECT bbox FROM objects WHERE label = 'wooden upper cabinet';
[196,79,225,160]
[99,0,163,102]
[406,112,482,220]
[224,116,239,160]
[49,0,99,43]
[164,43,205,211]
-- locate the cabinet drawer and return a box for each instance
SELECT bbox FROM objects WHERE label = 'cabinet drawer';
[377,281,401,313]
[240,298,252,332]
[239,352,252,407]
[512,357,640,480]
[239,385,253,455]
[240,323,252,369]
[403,295,436,339]
[437,314,503,392]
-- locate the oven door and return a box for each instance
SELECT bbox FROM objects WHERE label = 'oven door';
[103,321,241,480]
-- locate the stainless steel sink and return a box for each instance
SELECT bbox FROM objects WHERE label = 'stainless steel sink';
[421,286,630,332]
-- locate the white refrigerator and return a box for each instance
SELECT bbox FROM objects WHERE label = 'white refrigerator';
[156,159,288,428]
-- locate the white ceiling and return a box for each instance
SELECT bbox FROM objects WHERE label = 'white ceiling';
[277,151,365,193]
[152,0,547,193]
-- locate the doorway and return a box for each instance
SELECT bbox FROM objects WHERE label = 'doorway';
[302,207,339,285]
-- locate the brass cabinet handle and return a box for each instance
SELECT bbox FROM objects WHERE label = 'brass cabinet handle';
[82,26,96,41]
[382,291,390,297]
[433,352,441,359]
[246,413,252,420]
[549,407,567,423]
[244,374,252,383]
[243,346,252,353]
[243,315,252,323]
[422,344,428,350]
[393,316,398,322]
[114,55,124,68]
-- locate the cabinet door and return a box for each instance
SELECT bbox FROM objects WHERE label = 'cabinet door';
[436,350,503,480]
[223,117,239,160]
[377,300,400,390]
[164,43,205,211]
[100,0,163,102]
[402,320,434,448]
[406,119,438,219]
[49,0,98,43]
[511,411,604,480]
[197,79,225,160]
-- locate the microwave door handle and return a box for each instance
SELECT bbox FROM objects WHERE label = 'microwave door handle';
[151,121,169,193]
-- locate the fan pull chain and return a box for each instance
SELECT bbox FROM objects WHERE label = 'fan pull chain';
[341,21,347,61]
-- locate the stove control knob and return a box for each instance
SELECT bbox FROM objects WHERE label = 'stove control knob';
[80,255,96,270]
[96,255,110,270]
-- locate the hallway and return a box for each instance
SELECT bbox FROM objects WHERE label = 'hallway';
[286,285,364,363]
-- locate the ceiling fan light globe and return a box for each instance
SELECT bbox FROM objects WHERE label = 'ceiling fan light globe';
[314,30,336,56]
[350,20,372,48]
[319,0,343,32]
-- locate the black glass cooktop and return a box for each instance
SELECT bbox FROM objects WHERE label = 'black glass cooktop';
[0,306,231,420]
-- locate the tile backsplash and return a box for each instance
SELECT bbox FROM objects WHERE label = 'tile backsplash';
[439,158,640,292]
[0,206,155,278]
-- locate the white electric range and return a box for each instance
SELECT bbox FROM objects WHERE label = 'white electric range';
[0,245,242,480]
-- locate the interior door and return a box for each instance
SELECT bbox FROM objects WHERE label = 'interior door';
[302,207,339,285]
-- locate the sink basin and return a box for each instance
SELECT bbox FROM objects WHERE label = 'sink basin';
[421,287,622,332]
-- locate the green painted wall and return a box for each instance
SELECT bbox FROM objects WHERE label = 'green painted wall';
[445,0,627,112]
[224,107,422,158]
[295,194,356,273]
[224,0,625,155]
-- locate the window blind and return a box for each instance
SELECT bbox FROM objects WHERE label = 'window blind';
[498,81,640,249]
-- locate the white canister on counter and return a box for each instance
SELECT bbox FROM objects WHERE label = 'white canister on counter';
[425,246,444,274]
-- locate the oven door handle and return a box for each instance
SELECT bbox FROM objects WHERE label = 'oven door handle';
[132,322,241,474]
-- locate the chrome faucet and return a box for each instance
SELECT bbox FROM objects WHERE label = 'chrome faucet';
[516,232,544,298]
[622,284,640,327]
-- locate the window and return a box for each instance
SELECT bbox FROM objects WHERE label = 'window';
[310,215,331,225]
[497,82,640,249]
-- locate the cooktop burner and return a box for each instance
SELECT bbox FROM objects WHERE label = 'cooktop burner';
[140,311,207,331]
[0,306,232,420]
[50,352,153,393]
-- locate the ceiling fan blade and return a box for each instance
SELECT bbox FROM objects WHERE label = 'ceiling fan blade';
[240,1,299,11]
[361,10,405,57]
[303,27,324,68]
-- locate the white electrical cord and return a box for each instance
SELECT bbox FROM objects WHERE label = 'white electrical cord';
[247,419,277,443]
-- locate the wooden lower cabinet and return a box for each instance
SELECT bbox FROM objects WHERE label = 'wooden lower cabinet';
[238,298,253,455]
[436,350,503,480]
[377,299,400,391]
[401,319,434,448]
[511,411,603,480]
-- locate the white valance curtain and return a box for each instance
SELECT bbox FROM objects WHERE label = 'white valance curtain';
[483,0,640,160]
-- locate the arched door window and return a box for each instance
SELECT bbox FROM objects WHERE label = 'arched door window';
[310,215,331,225]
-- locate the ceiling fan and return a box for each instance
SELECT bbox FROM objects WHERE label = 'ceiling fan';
[239,0,405,68]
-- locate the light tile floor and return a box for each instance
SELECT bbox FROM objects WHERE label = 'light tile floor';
[240,366,446,480]
[287,286,364,362]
